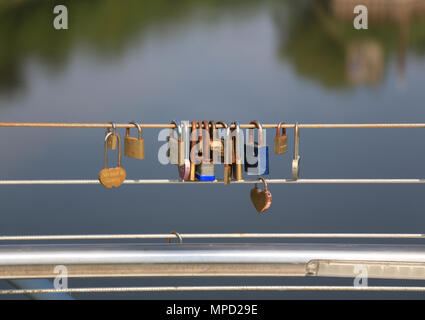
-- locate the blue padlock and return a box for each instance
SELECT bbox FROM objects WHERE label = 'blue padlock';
[195,120,215,181]
[244,120,269,175]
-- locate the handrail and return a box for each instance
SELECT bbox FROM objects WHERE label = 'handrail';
[0,232,424,241]
[1,285,425,295]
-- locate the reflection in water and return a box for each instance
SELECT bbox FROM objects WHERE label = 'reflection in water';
[276,0,425,88]
[0,0,259,97]
[346,40,384,85]
[1,0,425,96]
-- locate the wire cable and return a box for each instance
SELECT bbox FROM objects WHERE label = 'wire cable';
[1,122,425,129]
[0,178,425,185]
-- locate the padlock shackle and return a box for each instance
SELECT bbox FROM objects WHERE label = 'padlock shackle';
[197,121,203,164]
[106,121,117,134]
[197,121,203,146]
[127,122,143,139]
[190,121,200,166]
[230,121,240,134]
[294,122,300,159]
[230,121,242,163]
[170,120,182,140]
[209,121,217,165]
[256,177,268,192]
[104,131,121,169]
[104,131,114,143]
[202,120,211,163]
[217,121,231,165]
[190,120,198,148]
[276,122,286,136]
[209,120,217,140]
[216,121,227,129]
[249,120,264,146]
[181,122,190,161]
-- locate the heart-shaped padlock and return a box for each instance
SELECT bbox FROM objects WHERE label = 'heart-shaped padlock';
[250,177,272,213]
[99,130,126,188]
[99,167,126,188]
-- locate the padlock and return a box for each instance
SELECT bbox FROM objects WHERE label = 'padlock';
[274,122,288,155]
[168,120,183,165]
[244,120,269,176]
[196,121,203,158]
[189,120,198,181]
[124,122,144,159]
[106,122,117,150]
[217,121,228,164]
[209,121,223,164]
[231,121,243,181]
[292,122,301,180]
[98,131,126,188]
[250,177,272,213]
[217,121,231,184]
[178,121,191,180]
[195,120,215,181]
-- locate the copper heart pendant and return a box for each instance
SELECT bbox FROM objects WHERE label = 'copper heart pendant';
[250,178,272,213]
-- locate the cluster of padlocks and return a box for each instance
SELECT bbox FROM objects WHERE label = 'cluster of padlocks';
[169,120,292,180]
[98,120,299,213]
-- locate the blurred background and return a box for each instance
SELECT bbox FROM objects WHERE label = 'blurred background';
[0,0,425,299]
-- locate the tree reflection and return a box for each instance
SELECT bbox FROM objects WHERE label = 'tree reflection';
[1,0,425,96]
[275,0,425,88]
[0,0,258,96]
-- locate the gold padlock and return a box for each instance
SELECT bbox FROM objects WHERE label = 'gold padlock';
[124,122,144,159]
[231,121,243,181]
[99,131,126,188]
[217,122,232,185]
[189,121,198,181]
[274,121,288,155]
[106,122,117,150]
[209,121,223,164]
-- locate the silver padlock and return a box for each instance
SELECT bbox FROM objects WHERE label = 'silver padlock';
[291,122,301,180]
[168,120,183,165]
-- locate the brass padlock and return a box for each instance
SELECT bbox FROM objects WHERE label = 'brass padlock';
[231,121,243,181]
[124,122,144,159]
[274,122,288,155]
[210,121,223,164]
[99,131,126,188]
[221,122,232,185]
[189,121,198,181]
[106,122,117,150]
